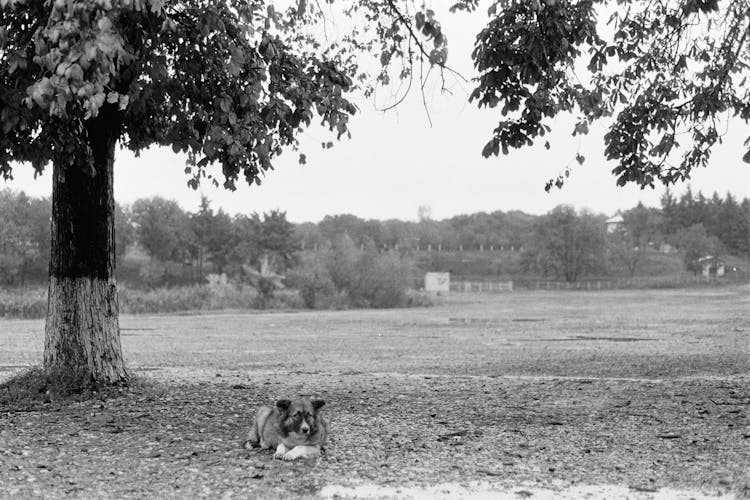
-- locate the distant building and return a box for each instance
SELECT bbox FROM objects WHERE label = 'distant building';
[424,272,450,293]
[606,213,624,233]
[697,256,725,277]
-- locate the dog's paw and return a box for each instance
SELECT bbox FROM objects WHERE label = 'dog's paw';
[282,446,320,461]
[273,443,289,459]
[241,439,258,450]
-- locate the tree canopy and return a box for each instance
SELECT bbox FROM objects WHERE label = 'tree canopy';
[1,0,356,189]
[3,1,748,191]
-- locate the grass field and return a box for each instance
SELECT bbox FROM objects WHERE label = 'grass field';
[1,287,749,499]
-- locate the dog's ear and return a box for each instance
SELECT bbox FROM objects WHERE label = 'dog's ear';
[311,399,325,411]
[276,399,291,412]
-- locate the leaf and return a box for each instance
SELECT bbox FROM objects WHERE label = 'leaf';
[573,121,589,136]
[743,149,750,164]
[415,12,425,30]
[298,153,307,165]
[576,154,585,165]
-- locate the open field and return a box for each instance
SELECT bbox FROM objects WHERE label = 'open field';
[1,287,749,498]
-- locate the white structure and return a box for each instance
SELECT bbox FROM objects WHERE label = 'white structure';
[698,256,725,277]
[424,272,450,293]
[606,213,624,233]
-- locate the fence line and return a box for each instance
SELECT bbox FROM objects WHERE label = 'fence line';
[448,275,748,293]
[450,280,514,293]
[520,274,749,290]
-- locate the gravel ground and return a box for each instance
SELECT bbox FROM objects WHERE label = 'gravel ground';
[1,287,748,499]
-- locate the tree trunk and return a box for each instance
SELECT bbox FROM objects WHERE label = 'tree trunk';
[43,108,127,384]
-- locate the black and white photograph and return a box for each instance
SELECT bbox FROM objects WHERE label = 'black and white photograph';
[1,0,749,498]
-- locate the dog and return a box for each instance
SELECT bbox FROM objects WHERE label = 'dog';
[244,398,327,461]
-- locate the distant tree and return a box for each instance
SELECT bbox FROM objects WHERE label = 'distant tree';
[0,190,50,285]
[741,198,750,255]
[660,187,678,235]
[608,203,662,277]
[415,219,447,250]
[525,206,606,282]
[189,196,234,279]
[229,212,263,274]
[675,223,721,274]
[259,210,298,272]
[295,222,325,252]
[114,203,134,266]
[319,214,368,246]
[716,193,750,255]
[325,234,360,293]
[663,188,749,255]
[381,219,418,250]
[132,197,192,265]
[286,253,335,309]
[189,196,212,282]
[207,208,234,275]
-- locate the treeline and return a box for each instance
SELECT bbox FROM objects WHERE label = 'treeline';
[661,187,749,255]
[296,211,536,252]
[0,187,748,287]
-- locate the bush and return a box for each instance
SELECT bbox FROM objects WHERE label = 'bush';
[286,255,336,308]
[289,237,421,309]
[348,249,412,308]
[118,283,305,314]
[119,284,255,314]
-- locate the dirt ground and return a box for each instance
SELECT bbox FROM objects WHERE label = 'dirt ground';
[1,287,749,499]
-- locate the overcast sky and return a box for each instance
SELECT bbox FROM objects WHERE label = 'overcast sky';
[6,2,749,223]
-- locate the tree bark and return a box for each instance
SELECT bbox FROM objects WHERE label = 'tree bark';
[43,107,127,384]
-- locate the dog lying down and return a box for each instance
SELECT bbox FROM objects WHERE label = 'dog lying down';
[244,398,327,461]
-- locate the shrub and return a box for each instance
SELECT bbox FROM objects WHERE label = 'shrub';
[286,255,336,308]
[348,249,412,308]
[289,238,421,309]
[0,287,47,319]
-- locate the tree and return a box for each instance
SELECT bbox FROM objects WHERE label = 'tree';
[524,206,606,282]
[339,0,750,187]
[0,189,50,285]
[448,0,750,189]
[1,0,356,383]
[675,223,721,274]
[229,212,263,271]
[189,196,233,280]
[132,197,192,264]
[608,203,662,276]
[716,193,750,255]
[259,210,298,273]
[114,202,135,266]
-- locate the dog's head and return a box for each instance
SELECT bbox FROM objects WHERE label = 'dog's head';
[276,398,325,437]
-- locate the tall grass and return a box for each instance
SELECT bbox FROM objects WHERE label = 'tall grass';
[0,284,306,319]
[120,284,304,314]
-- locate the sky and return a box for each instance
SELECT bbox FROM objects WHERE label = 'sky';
[5,2,750,223]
